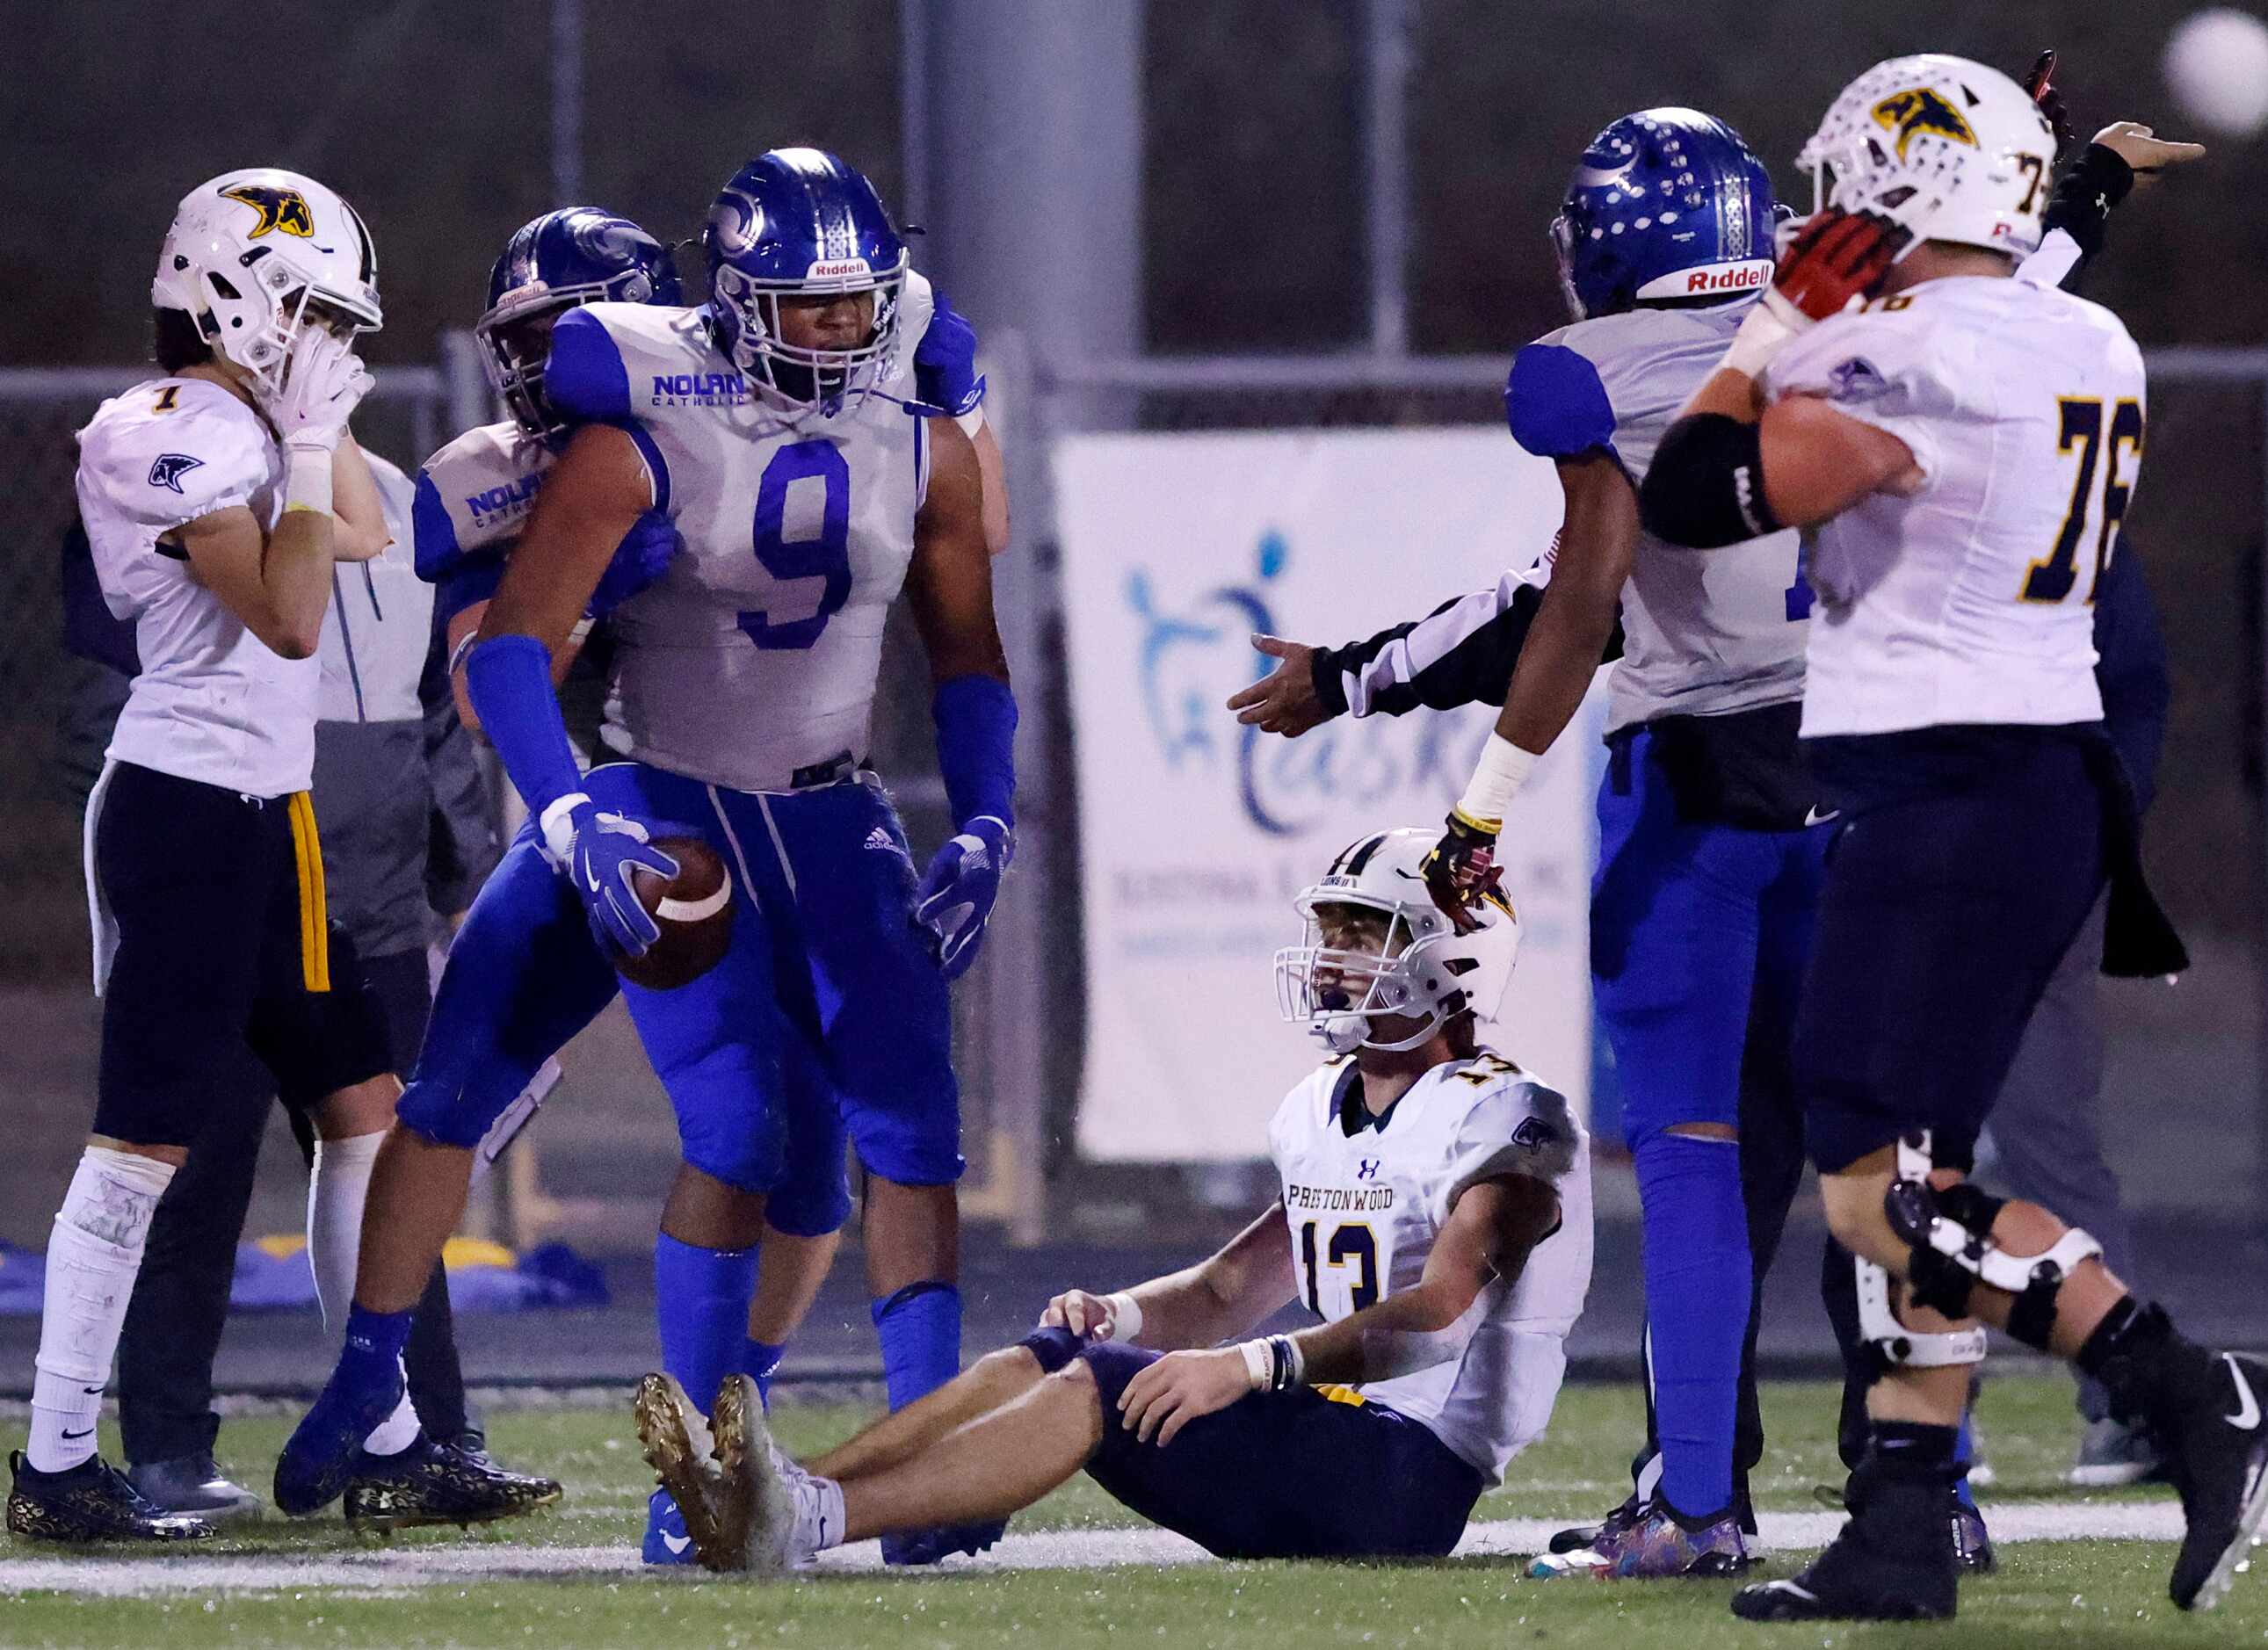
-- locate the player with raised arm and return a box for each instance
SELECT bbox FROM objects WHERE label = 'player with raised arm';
[654,828,1589,1574]
[10,170,409,1542]
[277,150,1018,1567]
[1637,54,2261,1621]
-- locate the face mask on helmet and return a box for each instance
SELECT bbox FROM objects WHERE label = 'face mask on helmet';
[708,261,903,416]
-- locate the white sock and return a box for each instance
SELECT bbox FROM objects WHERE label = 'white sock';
[307,1132,384,1330]
[308,1132,421,1457]
[28,1147,175,1473]
[801,1473,847,1557]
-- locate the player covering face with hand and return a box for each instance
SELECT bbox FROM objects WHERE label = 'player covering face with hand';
[1640,54,2258,1622]
[633,827,1592,1574]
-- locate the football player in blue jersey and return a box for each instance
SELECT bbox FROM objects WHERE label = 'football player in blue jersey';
[278,152,1015,1568]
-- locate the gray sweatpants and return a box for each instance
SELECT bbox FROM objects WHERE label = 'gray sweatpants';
[1975,894,2137,1421]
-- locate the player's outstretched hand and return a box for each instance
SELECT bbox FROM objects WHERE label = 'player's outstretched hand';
[2024,48,2076,158]
[1769,209,1912,326]
[1040,1289,1124,1340]
[540,797,678,959]
[914,291,985,417]
[1117,1348,1251,1446]
[915,814,1013,981]
[1419,811,1504,936]
[1227,634,1330,736]
[2090,122,2206,182]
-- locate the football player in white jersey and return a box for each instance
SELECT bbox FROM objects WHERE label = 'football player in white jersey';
[9,169,413,1544]
[1642,54,2266,1621]
[641,826,1590,1573]
[278,150,1017,1566]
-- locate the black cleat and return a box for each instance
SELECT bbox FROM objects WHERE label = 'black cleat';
[342,1434,562,1531]
[1732,1453,1956,1623]
[127,1452,263,1523]
[7,1451,215,1544]
[2161,1351,2268,1610]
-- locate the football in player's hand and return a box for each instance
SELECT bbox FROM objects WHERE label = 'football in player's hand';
[616,836,734,990]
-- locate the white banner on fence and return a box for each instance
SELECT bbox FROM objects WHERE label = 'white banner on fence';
[1054,427,1603,1163]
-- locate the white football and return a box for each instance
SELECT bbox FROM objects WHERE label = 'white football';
[2163,8,2268,137]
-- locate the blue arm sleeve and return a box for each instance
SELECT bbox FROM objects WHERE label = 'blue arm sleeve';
[1504,343,1619,460]
[932,673,1018,829]
[462,633,585,819]
[410,470,462,584]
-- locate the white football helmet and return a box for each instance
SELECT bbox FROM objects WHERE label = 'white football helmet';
[1797,54,2056,257]
[1275,827,1520,1053]
[149,168,382,391]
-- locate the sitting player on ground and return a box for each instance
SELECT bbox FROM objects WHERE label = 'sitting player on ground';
[641,827,1594,1573]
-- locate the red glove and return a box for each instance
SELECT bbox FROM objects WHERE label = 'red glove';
[2024,48,2076,159]
[1770,209,1912,323]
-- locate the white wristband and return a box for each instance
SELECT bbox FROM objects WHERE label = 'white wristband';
[1100,1291,1143,1343]
[1455,734,1540,831]
[1237,1339,1272,1393]
[282,445,334,517]
[1718,293,1806,381]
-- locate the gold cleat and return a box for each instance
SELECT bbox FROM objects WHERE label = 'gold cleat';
[633,1371,735,1571]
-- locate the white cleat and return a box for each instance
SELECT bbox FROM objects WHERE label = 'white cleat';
[711,1373,802,1576]
[633,1372,734,1571]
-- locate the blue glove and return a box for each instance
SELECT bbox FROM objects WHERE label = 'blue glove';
[914,291,986,420]
[587,509,683,619]
[913,814,1011,980]
[539,793,679,958]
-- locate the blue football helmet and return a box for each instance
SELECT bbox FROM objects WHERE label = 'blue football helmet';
[478,207,683,442]
[703,148,908,418]
[1551,109,1779,322]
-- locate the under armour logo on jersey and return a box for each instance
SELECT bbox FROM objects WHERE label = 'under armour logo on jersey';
[221,183,315,239]
[148,452,204,493]
[1871,88,1977,160]
[1356,1158,1381,1181]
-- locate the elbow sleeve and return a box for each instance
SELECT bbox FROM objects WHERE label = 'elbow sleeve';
[1638,414,1782,548]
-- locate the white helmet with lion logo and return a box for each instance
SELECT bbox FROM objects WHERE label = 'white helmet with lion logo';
[1275,827,1520,1053]
[1797,54,2056,257]
[150,168,383,391]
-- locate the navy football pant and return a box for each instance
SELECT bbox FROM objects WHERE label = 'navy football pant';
[1795,729,2107,1174]
[1018,1328,1482,1559]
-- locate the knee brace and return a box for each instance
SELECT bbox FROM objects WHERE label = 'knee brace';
[1854,1253,1986,1372]
[1882,1131,2103,1352]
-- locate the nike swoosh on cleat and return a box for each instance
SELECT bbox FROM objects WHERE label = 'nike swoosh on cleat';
[1803,807,1841,828]
[2226,1355,2262,1430]
[662,1531,691,1554]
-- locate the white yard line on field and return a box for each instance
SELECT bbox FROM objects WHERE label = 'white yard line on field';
[0,1501,2198,1599]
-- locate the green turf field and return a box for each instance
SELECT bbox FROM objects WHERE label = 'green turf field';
[0,1375,2258,1648]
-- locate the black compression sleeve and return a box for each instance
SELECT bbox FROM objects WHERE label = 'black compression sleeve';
[1639,413,1782,548]
[2042,143,2135,275]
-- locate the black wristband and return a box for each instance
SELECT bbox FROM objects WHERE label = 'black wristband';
[1639,412,1782,548]
[1308,646,1349,719]
[2043,143,2136,263]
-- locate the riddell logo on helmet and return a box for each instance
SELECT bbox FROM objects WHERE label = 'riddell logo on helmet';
[806,258,872,279]
[1634,259,1773,300]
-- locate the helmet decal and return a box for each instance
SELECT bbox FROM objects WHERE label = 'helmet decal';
[1871,87,1979,160]
[220,184,315,239]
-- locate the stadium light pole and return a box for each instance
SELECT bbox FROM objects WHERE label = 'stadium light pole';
[1364,0,1412,360]
[552,0,584,206]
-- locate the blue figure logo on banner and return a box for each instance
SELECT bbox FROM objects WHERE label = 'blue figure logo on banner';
[1126,530,1494,837]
